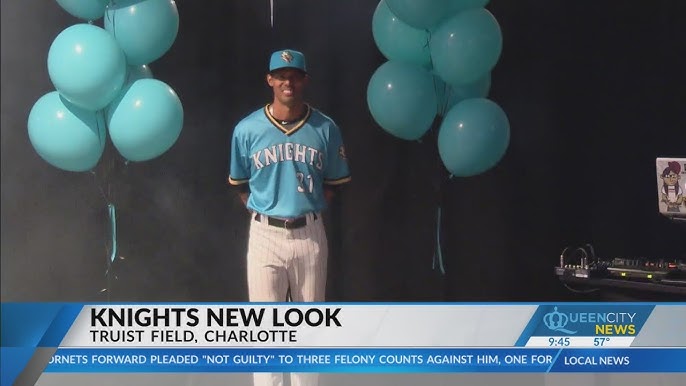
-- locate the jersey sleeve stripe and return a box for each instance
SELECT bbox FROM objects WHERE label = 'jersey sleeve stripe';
[323,175,351,185]
[228,176,249,185]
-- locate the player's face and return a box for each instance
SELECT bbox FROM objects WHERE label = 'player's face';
[267,69,308,106]
[662,172,679,186]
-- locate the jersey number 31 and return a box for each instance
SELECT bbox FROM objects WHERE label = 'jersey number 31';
[296,172,314,193]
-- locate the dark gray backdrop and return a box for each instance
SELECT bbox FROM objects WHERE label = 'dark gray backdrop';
[2,0,685,302]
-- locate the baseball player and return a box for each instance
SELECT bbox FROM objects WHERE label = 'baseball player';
[227,49,351,386]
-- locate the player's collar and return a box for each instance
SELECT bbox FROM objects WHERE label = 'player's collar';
[264,104,311,136]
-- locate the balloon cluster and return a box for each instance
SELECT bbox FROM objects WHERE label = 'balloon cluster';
[28,0,183,172]
[368,0,510,177]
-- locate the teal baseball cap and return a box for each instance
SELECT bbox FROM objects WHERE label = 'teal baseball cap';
[269,49,307,73]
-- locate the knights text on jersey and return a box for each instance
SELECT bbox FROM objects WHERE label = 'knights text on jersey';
[228,105,351,217]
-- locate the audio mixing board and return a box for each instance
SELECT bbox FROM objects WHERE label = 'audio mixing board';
[554,245,686,287]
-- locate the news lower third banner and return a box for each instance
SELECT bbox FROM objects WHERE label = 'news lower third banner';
[2,303,685,385]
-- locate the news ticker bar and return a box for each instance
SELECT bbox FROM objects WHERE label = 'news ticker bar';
[43,348,686,373]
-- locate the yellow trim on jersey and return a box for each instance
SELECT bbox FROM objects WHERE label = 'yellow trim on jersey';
[227,176,249,185]
[324,175,351,185]
[264,104,312,136]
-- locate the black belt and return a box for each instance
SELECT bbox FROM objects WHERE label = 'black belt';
[254,213,317,229]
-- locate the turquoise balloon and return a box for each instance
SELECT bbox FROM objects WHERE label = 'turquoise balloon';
[105,0,179,65]
[55,0,109,21]
[367,61,437,140]
[372,0,432,69]
[47,24,127,111]
[107,79,183,161]
[385,0,451,29]
[28,91,106,172]
[126,64,154,84]
[437,98,509,177]
[435,72,491,116]
[105,65,154,117]
[430,8,502,85]
[448,0,490,14]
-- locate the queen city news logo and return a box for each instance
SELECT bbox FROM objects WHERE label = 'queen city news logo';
[544,307,577,334]
[543,307,637,335]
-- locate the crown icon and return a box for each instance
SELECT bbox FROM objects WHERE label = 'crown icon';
[543,307,577,334]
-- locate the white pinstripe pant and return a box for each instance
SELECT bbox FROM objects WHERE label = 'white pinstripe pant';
[247,212,327,386]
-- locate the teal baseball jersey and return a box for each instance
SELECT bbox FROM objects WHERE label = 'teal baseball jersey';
[228,104,351,218]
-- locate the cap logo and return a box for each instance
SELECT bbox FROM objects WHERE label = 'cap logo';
[281,51,293,63]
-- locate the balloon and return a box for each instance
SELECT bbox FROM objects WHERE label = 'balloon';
[105,65,154,117]
[105,0,179,65]
[448,0,491,14]
[437,98,509,177]
[435,72,491,116]
[107,79,183,161]
[430,8,502,85]
[28,91,105,172]
[126,64,154,84]
[372,0,432,69]
[367,61,437,140]
[55,0,109,21]
[47,24,127,111]
[385,0,451,29]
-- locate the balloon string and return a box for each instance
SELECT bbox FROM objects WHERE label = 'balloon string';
[90,114,119,301]
[91,168,114,301]
[431,75,440,115]
[97,109,106,152]
[432,73,451,117]
[442,84,452,116]
[425,29,433,66]
[91,173,108,206]
[432,206,446,275]
[108,204,117,264]
[103,202,117,302]
[426,28,452,117]
[106,0,117,39]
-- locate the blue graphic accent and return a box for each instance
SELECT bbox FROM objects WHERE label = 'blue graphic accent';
[550,348,686,373]
[1,303,64,347]
[546,349,563,373]
[1,303,83,386]
[1,347,35,386]
[514,306,547,346]
[543,307,577,334]
[517,304,655,343]
[38,304,84,347]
